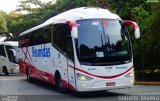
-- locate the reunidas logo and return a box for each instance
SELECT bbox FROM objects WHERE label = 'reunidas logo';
[32,45,50,57]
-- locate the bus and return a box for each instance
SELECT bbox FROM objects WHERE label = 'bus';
[0,41,19,75]
[19,7,140,92]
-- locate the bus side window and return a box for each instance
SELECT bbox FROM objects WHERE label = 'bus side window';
[52,24,69,53]
[0,45,6,57]
[67,37,74,62]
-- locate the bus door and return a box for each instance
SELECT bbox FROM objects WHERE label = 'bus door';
[52,23,76,90]
[56,52,68,84]
[5,46,17,71]
[66,37,76,90]
[0,45,7,73]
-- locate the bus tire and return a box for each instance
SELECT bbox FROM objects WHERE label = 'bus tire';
[55,72,66,93]
[26,67,32,82]
[3,66,9,76]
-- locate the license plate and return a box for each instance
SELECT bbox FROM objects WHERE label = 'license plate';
[106,82,115,86]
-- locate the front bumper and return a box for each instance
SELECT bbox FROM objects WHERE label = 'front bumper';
[11,66,20,74]
[76,79,134,92]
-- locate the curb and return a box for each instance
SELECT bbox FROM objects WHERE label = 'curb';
[135,82,160,85]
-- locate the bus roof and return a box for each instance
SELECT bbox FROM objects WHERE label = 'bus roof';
[20,7,121,36]
[0,41,18,46]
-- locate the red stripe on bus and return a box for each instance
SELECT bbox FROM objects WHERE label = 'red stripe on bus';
[68,65,133,79]
[19,60,76,91]
[31,66,76,91]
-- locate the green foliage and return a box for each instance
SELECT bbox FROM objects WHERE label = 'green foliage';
[108,0,147,19]
[132,1,160,72]
[86,0,109,9]
[0,11,7,36]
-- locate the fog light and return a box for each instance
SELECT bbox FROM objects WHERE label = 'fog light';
[130,80,134,83]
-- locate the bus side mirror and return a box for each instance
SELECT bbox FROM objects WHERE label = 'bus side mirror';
[66,21,78,38]
[71,27,78,38]
[123,20,140,39]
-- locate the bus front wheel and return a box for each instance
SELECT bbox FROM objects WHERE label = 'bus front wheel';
[55,73,66,93]
[3,66,9,76]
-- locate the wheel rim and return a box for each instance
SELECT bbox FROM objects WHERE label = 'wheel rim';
[56,75,63,89]
[58,78,62,88]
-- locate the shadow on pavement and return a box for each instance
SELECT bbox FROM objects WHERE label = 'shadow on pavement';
[26,78,126,99]
[0,73,20,76]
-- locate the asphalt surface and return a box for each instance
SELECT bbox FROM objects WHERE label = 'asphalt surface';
[0,74,160,101]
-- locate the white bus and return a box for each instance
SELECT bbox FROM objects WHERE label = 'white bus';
[19,7,140,92]
[0,41,19,75]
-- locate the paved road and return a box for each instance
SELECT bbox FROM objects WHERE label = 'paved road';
[0,74,160,101]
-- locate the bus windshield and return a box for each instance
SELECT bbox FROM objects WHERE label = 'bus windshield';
[5,46,18,64]
[75,19,132,66]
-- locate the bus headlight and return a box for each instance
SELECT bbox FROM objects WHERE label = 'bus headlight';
[125,71,134,78]
[77,73,93,81]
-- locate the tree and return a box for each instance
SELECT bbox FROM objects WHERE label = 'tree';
[132,0,160,73]
[108,0,147,19]
[5,11,23,40]
[0,11,7,36]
